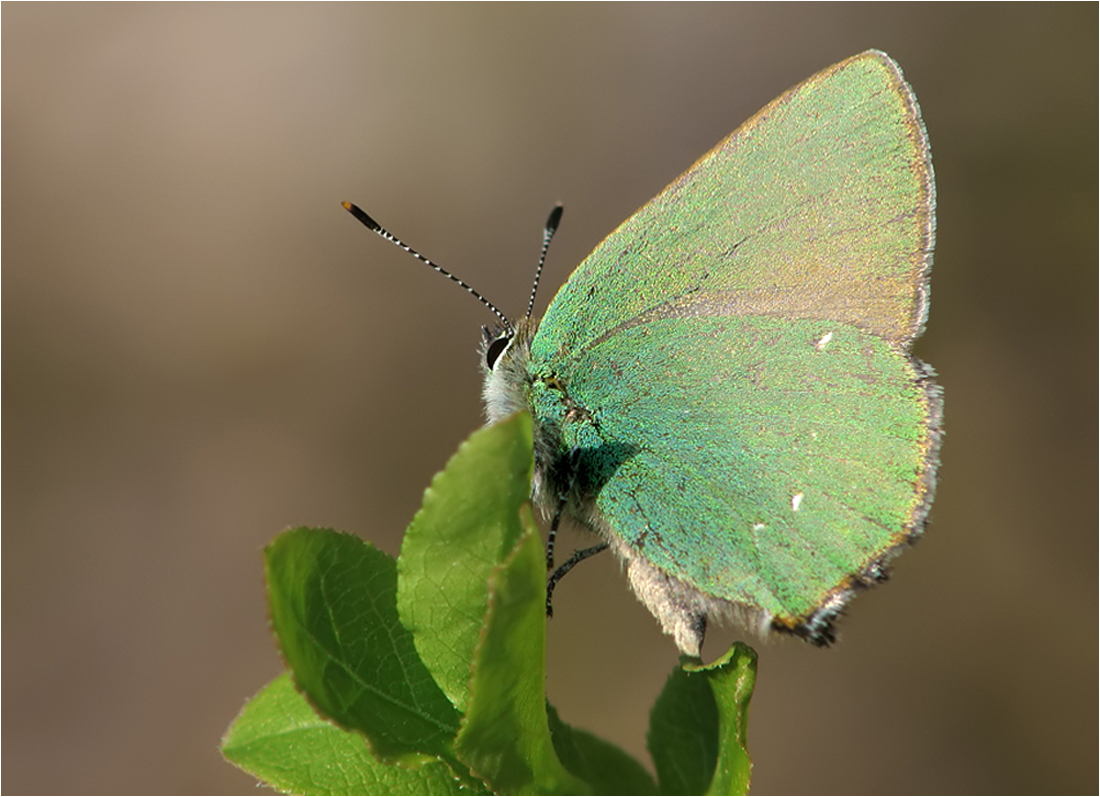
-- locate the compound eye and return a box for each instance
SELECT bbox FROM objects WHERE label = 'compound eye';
[485,335,511,370]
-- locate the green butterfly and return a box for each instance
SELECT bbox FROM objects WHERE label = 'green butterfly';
[349,50,941,656]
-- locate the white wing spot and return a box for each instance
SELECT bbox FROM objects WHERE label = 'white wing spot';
[791,492,804,512]
[753,523,767,532]
[814,331,834,351]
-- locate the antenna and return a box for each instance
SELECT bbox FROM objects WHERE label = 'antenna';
[526,204,563,320]
[342,202,513,332]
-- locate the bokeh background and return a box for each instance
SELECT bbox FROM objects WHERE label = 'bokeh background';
[4,4,1096,794]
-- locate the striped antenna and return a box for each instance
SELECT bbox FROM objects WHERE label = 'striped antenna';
[526,204,563,320]
[342,202,513,333]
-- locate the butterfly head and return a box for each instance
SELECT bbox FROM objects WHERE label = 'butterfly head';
[480,317,538,426]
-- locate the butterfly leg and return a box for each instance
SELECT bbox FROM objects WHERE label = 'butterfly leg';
[545,446,582,572]
[545,498,565,572]
[545,542,609,617]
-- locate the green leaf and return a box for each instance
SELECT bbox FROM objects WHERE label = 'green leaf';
[547,703,658,795]
[398,412,534,713]
[265,528,462,762]
[222,673,488,795]
[239,413,760,796]
[455,524,589,795]
[648,661,719,795]
[647,643,757,796]
[693,644,756,796]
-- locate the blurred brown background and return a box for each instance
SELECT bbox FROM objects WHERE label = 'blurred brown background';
[4,4,1096,794]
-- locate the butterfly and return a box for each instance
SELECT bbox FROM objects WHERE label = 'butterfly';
[346,50,941,657]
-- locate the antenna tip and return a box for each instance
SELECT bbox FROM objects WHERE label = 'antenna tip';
[342,202,382,232]
[546,204,564,233]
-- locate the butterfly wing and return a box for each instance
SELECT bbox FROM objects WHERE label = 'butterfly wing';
[534,50,933,360]
[548,313,939,637]
[529,51,939,647]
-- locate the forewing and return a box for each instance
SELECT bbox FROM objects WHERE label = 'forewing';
[533,50,934,371]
